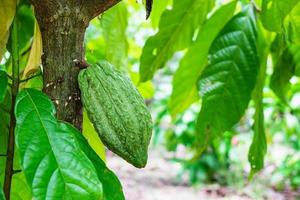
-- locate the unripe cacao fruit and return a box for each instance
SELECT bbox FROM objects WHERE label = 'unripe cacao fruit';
[78,61,152,168]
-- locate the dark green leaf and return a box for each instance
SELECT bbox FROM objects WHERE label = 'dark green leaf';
[196,8,259,146]
[15,89,103,200]
[261,0,300,32]
[169,1,237,118]
[60,123,125,200]
[139,0,215,82]
[0,70,8,102]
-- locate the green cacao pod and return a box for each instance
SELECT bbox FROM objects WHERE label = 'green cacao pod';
[78,61,152,168]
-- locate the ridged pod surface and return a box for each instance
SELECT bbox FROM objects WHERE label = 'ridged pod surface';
[78,61,152,168]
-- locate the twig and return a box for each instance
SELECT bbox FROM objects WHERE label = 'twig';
[20,72,42,83]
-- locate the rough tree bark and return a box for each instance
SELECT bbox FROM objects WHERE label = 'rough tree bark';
[30,0,120,129]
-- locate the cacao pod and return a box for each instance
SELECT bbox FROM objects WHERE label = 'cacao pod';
[78,61,153,168]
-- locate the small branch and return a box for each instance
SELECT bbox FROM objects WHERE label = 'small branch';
[84,0,121,20]
[0,154,7,157]
[20,72,42,83]
[7,74,13,81]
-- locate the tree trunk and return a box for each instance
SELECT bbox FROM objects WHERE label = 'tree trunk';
[30,0,120,129]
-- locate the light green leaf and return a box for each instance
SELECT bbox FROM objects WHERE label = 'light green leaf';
[139,0,215,82]
[61,123,125,200]
[290,45,300,75]
[130,72,154,99]
[169,1,237,118]
[83,109,106,161]
[101,2,128,72]
[150,0,169,28]
[285,3,300,44]
[261,0,300,32]
[196,8,259,146]
[15,89,103,200]
[11,173,32,200]
[0,71,8,102]
[0,0,16,60]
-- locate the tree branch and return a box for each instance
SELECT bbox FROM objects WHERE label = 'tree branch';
[83,0,121,20]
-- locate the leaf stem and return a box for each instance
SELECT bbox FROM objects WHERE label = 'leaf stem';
[20,71,42,83]
[4,12,20,200]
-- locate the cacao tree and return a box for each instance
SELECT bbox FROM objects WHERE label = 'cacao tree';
[1,0,300,199]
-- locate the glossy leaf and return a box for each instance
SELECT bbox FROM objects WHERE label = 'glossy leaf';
[0,0,16,60]
[15,89,103,200]
[196,8,259,145]
[139,0,215,82]
[22,20,42,78]
[101,2,128,72]
[0,70,8,102]
[261,0,300,32]
[61,123,125,200]
[169,1,237,118]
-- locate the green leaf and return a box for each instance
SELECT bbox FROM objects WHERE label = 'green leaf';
[11,173,32,200]
[0,184,4,200]
[270,35,295,102]
[285,3,300,44]
[169,1,237,118]
[150,0,169,28]
[248,24,268,178]
[261,0,300,32]
[101,2,128,72]
[0,0,16,60]
[0,71,8,102]
[15,89,103,200]
[139,0,215,82]
[61,123,125,200]
[196,8,259,146]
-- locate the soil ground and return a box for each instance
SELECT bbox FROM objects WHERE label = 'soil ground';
[106,148,298,200]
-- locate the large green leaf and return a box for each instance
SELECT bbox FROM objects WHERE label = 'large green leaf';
[290,44,300,75]
[285,3,300,44]
[169,1,237,118]
[61,123,125,200]
[150,0,169,28]
[0,71,8,102]
[101,2,128,72]
[15,89,103,200]
[261,0,300,32]
[139,0,215,82]
[196,8,259,146]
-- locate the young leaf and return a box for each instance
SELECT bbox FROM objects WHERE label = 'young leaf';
[261,0,300,32]
[196,8,259,146]
[0,70,8,102]
[101,2,128,72]
[169,1,237,118]
[60,123,125,200]
[15,89,103,200]
[139,0,215,82]
[0,0,16,60]
[22,20,42,78]
[11,172,32,200]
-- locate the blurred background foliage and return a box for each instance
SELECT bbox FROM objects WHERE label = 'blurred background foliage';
[1,0,300,199]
